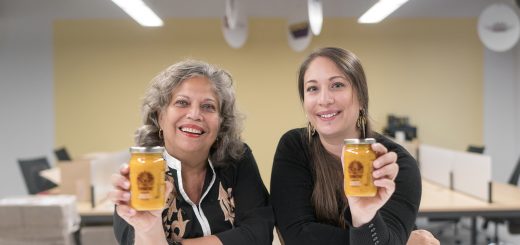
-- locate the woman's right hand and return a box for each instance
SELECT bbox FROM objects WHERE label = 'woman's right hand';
[108,164,172,233]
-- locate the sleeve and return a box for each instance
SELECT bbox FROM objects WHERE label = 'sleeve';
[113,207,135,245]
[215,145,275,245]
[345,139,422,245]
[371,140,422,244]
[270,130,350,245]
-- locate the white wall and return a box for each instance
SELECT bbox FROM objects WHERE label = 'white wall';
[484,47,520,182]
[0,1,56,197]
[0,0,128,198]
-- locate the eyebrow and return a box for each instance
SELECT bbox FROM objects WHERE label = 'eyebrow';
[305,75,348,84]
[174,94,217,103]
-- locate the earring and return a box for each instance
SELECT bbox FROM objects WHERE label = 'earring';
[158,128,164,140]
[356,109,367,139]
[307,122,316,139]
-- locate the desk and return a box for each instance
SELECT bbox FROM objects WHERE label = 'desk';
[77,201,113,226]
[419,180,520,244]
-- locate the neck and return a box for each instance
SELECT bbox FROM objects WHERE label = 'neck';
[319,135,344,158]
[167,146,209,172]
[176,153,209,205]
[318,130,361,158]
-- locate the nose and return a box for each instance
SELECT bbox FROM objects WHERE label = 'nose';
[186,106,202,121]
[318,89,334,106]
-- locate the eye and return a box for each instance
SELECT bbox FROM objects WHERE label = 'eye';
[174,99,189,107]
[331,81,346,89]
[306,86,318,93]
[201,103,217,112]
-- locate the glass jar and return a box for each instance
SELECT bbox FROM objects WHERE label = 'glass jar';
[129,146,165,210]
[343,138,377,197]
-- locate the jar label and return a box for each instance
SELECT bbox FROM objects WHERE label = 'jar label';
[137,171,154,195]
[350,180,361,186]
[348,160,364,180]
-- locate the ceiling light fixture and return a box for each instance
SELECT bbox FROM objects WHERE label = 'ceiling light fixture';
[111,0,163,27]
[358,0,409,24]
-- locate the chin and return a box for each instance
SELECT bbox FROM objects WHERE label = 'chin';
[316,129,338,137]
[317,127,347,138]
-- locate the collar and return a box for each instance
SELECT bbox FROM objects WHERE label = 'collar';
[163,150,216,179]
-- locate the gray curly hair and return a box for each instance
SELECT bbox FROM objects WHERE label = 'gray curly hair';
[135,59,245,166]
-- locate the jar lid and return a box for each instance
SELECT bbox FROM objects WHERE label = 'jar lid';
[129,146,164,153]
[344,138,376,145]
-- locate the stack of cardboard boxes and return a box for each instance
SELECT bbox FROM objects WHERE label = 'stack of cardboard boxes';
[0,195,79,245]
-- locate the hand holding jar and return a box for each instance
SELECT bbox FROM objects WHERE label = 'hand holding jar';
[343,140,399,227]
[108,147,172,234]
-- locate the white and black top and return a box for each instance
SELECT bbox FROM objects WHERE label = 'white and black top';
[113,145,274,245]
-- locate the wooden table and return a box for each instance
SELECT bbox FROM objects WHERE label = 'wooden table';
[419,180,520,244]
[77,201,114,225]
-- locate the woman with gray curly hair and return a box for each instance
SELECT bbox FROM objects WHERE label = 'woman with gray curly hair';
[110,60,274,245]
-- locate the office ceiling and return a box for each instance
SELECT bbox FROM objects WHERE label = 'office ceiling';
[1,0,518,20]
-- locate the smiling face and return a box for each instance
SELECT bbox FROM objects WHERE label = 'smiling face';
[158,76,220,159]
[303,56,361,140]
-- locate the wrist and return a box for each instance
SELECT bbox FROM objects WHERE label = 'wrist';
[134,220,167,245]
[351,212,376,228]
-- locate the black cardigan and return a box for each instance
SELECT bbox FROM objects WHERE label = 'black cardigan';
[114,145,274,245]
[270,128,421,245]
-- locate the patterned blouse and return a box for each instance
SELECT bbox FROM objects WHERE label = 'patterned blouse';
[114,145,274,245]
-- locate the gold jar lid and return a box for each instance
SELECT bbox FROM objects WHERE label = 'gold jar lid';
[344,138,376,145]
[129,146,164,153]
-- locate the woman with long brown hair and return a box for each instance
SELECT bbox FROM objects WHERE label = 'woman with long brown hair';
[270,47,436,244]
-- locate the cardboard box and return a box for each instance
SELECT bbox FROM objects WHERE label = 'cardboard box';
[59,151,129,205]
[59,159,92,203]
[0,195,79,244]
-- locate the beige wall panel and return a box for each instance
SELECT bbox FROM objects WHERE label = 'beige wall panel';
[55,18,482,187]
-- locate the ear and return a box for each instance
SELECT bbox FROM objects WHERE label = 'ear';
[157,110,164,129]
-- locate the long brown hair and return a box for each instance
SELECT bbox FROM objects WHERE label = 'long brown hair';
[298,47,373,227]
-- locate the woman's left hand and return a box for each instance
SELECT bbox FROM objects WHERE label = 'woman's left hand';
[346,143,399,227]
[406,229,439,245]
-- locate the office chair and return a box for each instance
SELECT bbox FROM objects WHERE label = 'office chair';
[466,145,485,154]
[54,147,72,161]
[18,157,58,194]
[482,155,520,243]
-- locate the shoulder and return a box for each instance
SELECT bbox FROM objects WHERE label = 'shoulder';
[277,128,307,148]
[281,128,305,139]
[216,143,256,175]
[273,128,311,169]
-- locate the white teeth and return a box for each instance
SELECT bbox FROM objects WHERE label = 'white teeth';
[320,113,337,118]
[180,127,202,134]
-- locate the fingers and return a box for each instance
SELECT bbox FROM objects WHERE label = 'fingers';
[373,151,397,169]
[374,178,395,195]
[109,164,131,205]
[108,173,130,205]
[371,143,388,156]
[108,189,130,205]
[119,163,130,176]
[116,203,136,218]
[111,173,130,190]
[373,162,399,181]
